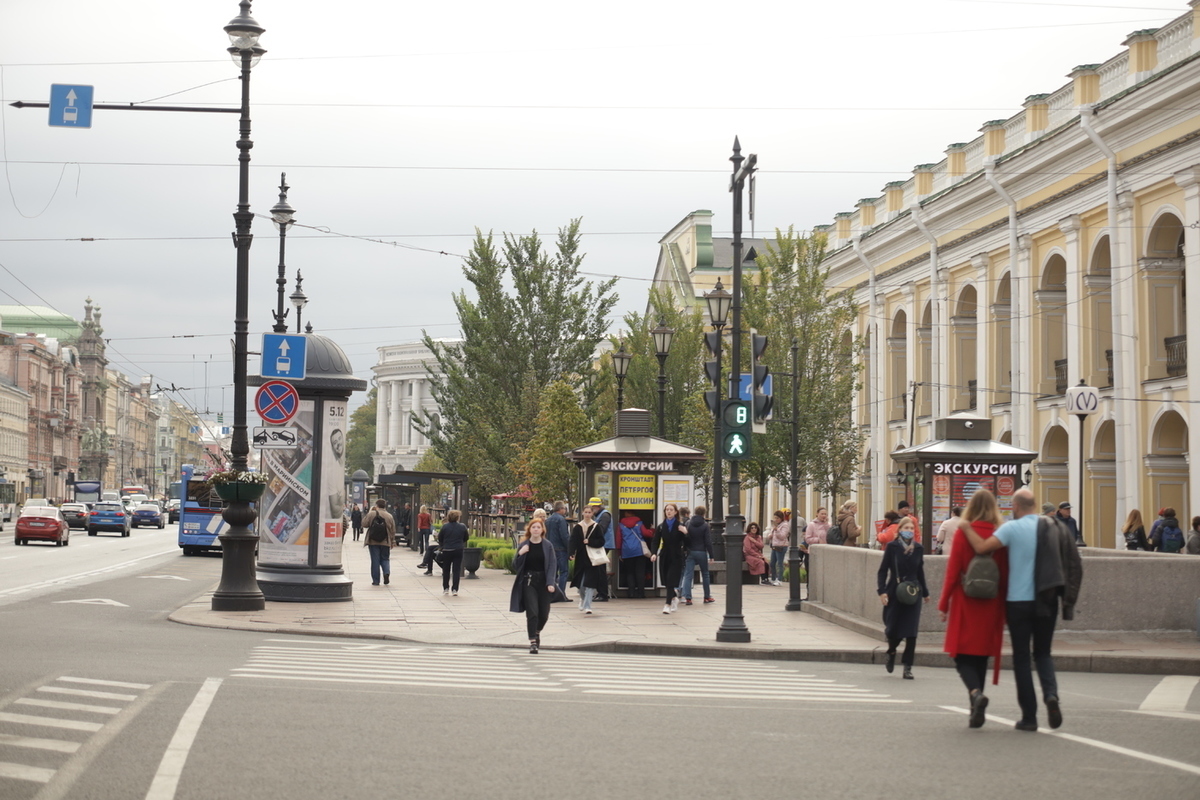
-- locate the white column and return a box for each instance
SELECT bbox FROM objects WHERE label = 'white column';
[1114,192,1140,521]
[1175,167,1200,526]
[388,380,403,451]
[934,266,951,422]
[1013,235,1034,450]
[375,380,389,449]
[411,379,424,447]
[903,284,917,444]
[973,253,991,417]
[1060,215,1084,524]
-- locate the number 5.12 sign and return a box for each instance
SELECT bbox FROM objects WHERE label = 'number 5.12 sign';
[1066,382,1100,417]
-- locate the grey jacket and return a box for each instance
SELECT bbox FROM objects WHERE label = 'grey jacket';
[1035,515,1083,620]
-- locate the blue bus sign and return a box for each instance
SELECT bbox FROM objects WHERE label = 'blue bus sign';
[260,333,307,381]
[49,84,94,128]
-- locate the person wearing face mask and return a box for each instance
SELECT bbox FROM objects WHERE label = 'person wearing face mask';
[876,515,929,679]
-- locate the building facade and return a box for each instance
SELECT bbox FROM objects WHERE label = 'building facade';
[0,376,30,501]
[813,4,1200,546]
[371,341,447,475]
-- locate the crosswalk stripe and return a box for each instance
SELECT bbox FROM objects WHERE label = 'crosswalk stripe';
[0,712,104,732]
[587,689,908,703]
[246,654,528,671]
[37,687,137,702]
[233,673,569,692]
[14,698,121,715]
[0,761,55,783]
[542,668,838,683]
[0,733,80,753]
[558,679,879,695]
[237,663,533,681]
[58,676,151,690]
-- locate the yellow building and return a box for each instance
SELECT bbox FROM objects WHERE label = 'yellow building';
[814,4,1200,546]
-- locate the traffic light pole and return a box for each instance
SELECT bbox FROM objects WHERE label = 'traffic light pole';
[717,137,755,643]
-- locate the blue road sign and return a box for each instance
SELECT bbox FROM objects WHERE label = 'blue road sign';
[49,84,93,128]
[260,333,307,381]
[738,372,773,401]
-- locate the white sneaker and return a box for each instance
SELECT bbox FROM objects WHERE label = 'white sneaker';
[443,590,450,595]
[772,579,782,586]
[670,597,679,612]
[451,590,458,596]
[584,609,593,615]
[662,603,672,614]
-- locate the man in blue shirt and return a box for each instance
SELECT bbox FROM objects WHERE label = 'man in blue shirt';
[545,501,572,596]
[960,487,1062,732]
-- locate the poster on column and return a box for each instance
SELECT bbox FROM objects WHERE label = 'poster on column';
[258,399,315,566]
[319,399,348,566]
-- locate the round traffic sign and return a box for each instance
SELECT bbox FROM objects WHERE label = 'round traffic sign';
[255,380,300,424]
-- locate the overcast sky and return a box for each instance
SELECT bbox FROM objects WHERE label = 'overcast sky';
[0,0,1185,419]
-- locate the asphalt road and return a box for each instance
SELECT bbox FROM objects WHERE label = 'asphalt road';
[0,537,1197,800]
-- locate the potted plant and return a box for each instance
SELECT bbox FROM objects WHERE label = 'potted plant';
[206,470,270,503]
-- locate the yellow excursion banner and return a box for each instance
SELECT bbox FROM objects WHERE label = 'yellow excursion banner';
[617,474,656,509]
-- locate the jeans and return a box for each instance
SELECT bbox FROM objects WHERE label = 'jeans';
[417,527,431,555]
[554,549,570,595]
[769,547,787,582]
[441,549,464,591]
[522,570,551,640]
[367,544,390,584]
[1006,599,1059,723]
[580,586,596,611]
[419,545,438,571]
[681,551,711,600]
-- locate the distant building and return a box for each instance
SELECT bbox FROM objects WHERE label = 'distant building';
[371,340,449,475]
[649,209,766,319]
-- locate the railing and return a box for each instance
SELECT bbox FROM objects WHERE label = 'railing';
[1045,85,1076,130]
[1156,15,1193,69]
[1105,349,1114,387]
[1098,54,1129,97]
[968,380,978,409]
[1166,334,1187,376]
[1003,114,1026,151]
[1054,358,1069,394]
[467,512,523,539]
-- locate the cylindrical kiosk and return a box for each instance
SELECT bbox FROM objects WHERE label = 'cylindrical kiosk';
[252,333,366,602]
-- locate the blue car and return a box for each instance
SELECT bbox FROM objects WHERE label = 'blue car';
[132,503,165,529]
[88,502,131,537]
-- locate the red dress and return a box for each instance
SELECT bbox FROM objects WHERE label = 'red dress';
[938,520,1009,684]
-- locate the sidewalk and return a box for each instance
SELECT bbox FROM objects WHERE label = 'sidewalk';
[170,538,1200,675]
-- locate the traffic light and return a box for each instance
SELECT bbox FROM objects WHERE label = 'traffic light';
[704,330,721,416]
[722,399,753,460]
[751,332,772,429]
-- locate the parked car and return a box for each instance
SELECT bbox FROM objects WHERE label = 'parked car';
[166,499,181,523]
[60,502,90,529]
[15,506,69,546]
[88,502,131,537]
[132,503,165,529]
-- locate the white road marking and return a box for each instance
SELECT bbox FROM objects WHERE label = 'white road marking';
[941,706,1200,777]
[144,677,223,800]
[59,676,152,689]
[0,712,104,732]
[233,673,569,692]
[14,698,121,715]
[52,598,129,607]
[1127,709,1200,721]
[138,575,190,581]
[0,551,172,598]
[1138,676,1199,712]
[0,733,80,753]
[37,686,137,701]
[0,761,55,783]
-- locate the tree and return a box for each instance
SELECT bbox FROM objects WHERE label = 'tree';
[344,387,377,478]
[741,228,864,517]
[413,450,452,508]
[418,220,618,501]
[513,380,596,504]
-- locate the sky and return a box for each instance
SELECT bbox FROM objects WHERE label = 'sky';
[0,0,1188,420]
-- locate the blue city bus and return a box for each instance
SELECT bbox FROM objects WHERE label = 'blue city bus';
[168,481,182,502]
[178,464,226,556]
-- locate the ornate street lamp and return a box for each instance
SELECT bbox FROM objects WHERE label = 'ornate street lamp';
[290,271,308,334]
[270,173,296,333]
[704,279,731,525]
[213,0,267,612]
[651,318,675,437]
[704,279,732,331]
[612,344,632,411]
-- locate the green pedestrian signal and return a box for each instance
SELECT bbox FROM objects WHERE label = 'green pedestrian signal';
[721,399,753,460]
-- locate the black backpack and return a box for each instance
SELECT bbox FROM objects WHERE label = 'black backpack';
[962,554,1000,599]
[825,524,843,546]
[368,514,388,543]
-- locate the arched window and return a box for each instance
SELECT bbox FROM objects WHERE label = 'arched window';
[1035,255,1067,394]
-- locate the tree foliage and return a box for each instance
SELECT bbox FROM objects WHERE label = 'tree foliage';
[418,220,618,500]
[512,379,596,504]
[412,449,453,508]
[344,387,377,478]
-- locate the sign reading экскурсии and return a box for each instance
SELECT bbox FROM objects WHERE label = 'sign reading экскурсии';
[931,462,1020,475]
[602,460,674,472]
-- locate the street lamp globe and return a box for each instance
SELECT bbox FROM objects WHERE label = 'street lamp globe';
[270,174,295,231]
[224,1,265,49]
[226,45,266,67]
[290,272,308,314]
[651,318,675,358]
[704,279,732,329]
[612,344,632,378]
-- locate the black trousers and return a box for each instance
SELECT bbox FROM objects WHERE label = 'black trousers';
[441,549,464,591]
[1007,599,1059,723]
[887,636,916,667]
[954,654,989,694]
[521,570,552,640]
[623,555,646,597]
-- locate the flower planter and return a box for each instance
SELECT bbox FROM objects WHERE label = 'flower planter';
[214,481,267,503]
[463,546,483,579]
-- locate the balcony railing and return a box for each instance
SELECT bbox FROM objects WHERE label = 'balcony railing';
[1105,349,1114,387]
[1166,334,1187,377]
[968,380,977,409]
[1054,359,1068,394]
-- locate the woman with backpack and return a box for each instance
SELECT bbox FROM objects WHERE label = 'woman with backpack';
[1121,509,1149,551]
[617,512,651,598]
[939,489,1009,728]
[1150,508,1185,553]
[877,515,929,680]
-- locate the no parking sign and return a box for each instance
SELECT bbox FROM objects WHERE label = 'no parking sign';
[255,381,300,424]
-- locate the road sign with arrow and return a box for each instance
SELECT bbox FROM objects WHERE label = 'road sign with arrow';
[48,84,93,128]
[260,333,307,381]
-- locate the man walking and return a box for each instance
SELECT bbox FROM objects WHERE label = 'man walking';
[1055,502,1083,547]
[959,488,1070,731]
[361,499,396,586]
[546,501,572,596]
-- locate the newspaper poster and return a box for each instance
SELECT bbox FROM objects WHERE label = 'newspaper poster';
[319,400,348,566]
[258,399,315,566]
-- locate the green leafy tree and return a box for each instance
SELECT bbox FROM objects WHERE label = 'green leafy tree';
[513,379,596,503]
[413,450,452,508]
[344,387,377,478]
[418,220,618,501]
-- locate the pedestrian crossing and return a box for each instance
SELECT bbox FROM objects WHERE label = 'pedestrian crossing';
[231,639,906,704]
[0,676,151,795]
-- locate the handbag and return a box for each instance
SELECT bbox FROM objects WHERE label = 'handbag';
[586,545,608,566]
[640,539,652,558]
[434,548,447,567]
[895,579,921,605]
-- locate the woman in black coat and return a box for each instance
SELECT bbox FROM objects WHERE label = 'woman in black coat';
[876,515,929,679]
[650,502,687,615]
[570,506,606,614]
[509,518,562,653]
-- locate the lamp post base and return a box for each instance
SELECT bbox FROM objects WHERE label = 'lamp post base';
[211,499,265,611]
[716,513,750,642]
[785,547,803,611]
[715,618,752,642]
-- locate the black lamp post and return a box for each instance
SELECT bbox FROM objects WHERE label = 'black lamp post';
[290,271,308,334]
[704,279,731,525]
[717,137,756,644]
[651,318,675,437]
[612,344,631,411]
[785,338,804,611]
[212,0,266,612]
[270,173,295,333]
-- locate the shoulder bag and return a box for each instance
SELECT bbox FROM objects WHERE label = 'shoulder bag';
[895,579,922,605]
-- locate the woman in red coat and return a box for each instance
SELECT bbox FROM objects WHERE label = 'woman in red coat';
[743,522,769,585]
[939,488,1008,728]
